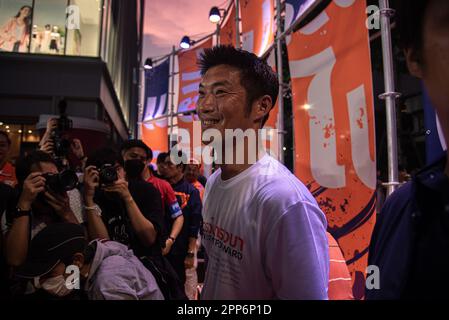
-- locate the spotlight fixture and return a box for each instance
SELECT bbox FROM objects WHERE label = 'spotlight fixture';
[180,35,191,49]
[144,58,153,70]
[209,6,221,23]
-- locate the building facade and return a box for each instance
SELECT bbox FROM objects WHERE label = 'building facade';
[0,0,143,160]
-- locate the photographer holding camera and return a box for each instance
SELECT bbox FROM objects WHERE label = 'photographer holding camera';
[84,147,187,300]
[1,151,84,269]
[83,148,163,256]
[39,117,86,171]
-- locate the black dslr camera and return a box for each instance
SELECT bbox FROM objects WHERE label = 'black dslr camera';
[42,170,79,194]
[99,164,118,186]
[51,99,73,160]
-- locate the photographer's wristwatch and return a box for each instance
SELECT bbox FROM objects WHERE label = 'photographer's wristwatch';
[15,206,31,219]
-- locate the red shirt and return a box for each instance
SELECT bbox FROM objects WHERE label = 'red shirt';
[147,175,182,219]
[0,162,17,187]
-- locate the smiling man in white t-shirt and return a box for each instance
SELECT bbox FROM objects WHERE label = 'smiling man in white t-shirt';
[196,45,329,300]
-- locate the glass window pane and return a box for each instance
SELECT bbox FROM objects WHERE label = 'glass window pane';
[0,0,33,53]
[66,0,101,57]
[30,0,68,55]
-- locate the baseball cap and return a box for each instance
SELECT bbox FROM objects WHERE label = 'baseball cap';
[15,223,86,279]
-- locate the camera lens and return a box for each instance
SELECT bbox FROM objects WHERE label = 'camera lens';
[59,170,78,191]
[99,164,118,186]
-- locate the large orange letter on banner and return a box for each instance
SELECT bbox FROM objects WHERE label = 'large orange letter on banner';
[287,0,376,299]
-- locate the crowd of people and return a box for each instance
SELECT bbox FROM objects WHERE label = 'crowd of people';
[0,125,206,300]
[0,0,448,300]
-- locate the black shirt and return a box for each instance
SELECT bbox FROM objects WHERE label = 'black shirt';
[95,179,164,258]
[367,155,449,299]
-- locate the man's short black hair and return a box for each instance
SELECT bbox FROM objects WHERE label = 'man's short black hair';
[121,139,153,161]
[0,131,11,145]
[198,45,279,126]
[156,152,170,164]
[15,151,56,186]
[86,147,124,169]
[157,151,186,170]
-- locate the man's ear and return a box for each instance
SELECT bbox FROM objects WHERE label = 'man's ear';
[404,48,423,78]
[252,95,273,123]
[72,253,85,269]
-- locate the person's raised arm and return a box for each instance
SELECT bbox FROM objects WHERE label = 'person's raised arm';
[83,165,109,241]
[4,172,45,266]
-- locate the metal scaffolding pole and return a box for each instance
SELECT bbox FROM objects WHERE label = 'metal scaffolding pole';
[379,0,401,196]
[169,45,176,147]
[216,22,221,46]
[235,0,241,48]
[275,0,284,164]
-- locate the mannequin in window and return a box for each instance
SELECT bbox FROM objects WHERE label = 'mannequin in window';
[40,24,51,54]
[0,5,32,52]
[49,26,61,54]
[30,25,40,53]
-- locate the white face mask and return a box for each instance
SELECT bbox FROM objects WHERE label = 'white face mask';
[40,275,73,297]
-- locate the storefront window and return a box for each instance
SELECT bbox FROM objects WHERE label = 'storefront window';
[0,0,33,53]
[0,122,39,162]
[30,0,68,55]
[0,0,102,57]
[66,0,102,57]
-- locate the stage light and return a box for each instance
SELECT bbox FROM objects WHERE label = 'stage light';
[209,6,221,23]
[180,36,191,49]
[144,58,153,70]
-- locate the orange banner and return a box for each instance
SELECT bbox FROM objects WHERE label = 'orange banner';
[287,0,376,299]
[177,39,213,161]
[219,3,236,47]
[141,120,168,161]
[240,0,275,57]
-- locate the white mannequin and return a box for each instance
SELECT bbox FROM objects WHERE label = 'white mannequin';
[30,25,39,53]
[40,24,51,53]
[49,25,61,54]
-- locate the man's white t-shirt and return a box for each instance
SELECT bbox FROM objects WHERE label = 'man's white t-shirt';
[201,154,329,300]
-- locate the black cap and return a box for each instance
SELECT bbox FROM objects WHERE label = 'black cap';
[16,223,86,279]
[121,139,153,160]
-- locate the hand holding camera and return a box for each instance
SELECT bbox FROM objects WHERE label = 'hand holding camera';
[83,165,99,205]
[44,190,72,219]
[17,172,46,210]
[18,170,78,211]
[103,178,132,203]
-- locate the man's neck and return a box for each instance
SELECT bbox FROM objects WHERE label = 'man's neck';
[220,163,252,181]
[142,167,151,180]
[220,143,265,180]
